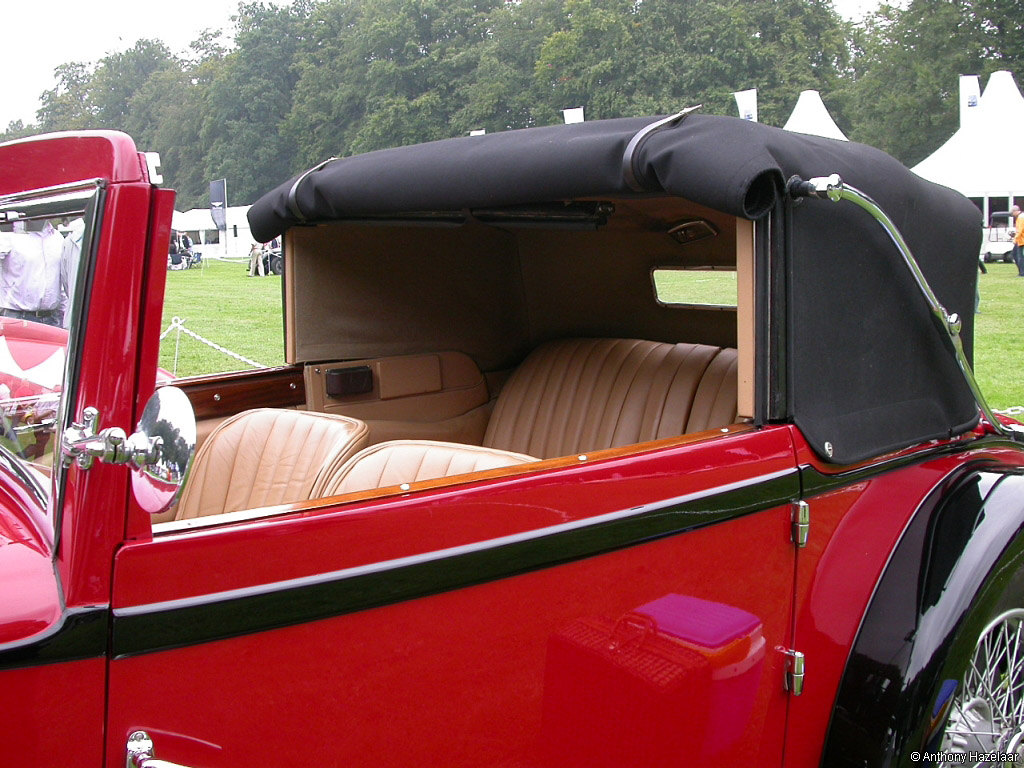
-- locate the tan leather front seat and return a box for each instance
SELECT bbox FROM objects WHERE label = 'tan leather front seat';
[320,440,537,497]
[175,408,369,519]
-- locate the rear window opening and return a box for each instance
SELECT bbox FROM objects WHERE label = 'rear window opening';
[652,267,738,309]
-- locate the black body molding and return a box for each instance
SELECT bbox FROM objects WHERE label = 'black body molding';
[112,470,799,658]
[821,462,1024,766]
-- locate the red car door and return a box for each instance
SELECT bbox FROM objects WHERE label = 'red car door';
[107,424,800,767]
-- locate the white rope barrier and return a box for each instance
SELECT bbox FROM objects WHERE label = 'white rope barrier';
[157,313,1024,416]
[159,316,267,376]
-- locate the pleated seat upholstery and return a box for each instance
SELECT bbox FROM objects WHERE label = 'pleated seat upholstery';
[322,337,738,496]
[175,408,369,519]
[482,338,738,459]
[318,440,537,497]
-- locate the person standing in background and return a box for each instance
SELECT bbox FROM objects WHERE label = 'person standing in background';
[1013,204,1024,277]
[60,218,85,328]
[0,219,64,327]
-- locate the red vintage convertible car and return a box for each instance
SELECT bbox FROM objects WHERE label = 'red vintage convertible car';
[1,116,1022,767]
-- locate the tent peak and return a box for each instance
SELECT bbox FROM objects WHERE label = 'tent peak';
[783,90,848,142]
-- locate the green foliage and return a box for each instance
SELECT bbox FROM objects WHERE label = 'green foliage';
[534,0,641,120]
[201,2,314,204]
[3,0,1020,204]
[37,62,95,131]
[842,0,990,165]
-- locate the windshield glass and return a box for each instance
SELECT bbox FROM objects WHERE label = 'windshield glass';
[0,182,101,521]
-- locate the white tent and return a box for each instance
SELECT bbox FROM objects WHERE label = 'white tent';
[913,71,1024,260]
[783,90,848,141]
[913,71,1024,199]
[171,205,256,259]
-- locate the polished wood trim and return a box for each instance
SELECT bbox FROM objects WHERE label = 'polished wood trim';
[737,218,755,419]
[320,423,754,502]
[170,366,306,421]
[154,423,754,534]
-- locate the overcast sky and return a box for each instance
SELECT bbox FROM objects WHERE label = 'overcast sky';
[3,0,882,130]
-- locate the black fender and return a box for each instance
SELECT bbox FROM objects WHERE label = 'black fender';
[820,464,1024,767]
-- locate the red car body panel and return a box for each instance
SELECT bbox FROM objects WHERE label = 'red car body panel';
[785,437,1024,764]
[108,428,798,765]
[0,661,106,762]
[1,128,1022,765]
[57,183,153,610]
[112,427,797,606]
[0,136,167,765]
[0,131,146,196]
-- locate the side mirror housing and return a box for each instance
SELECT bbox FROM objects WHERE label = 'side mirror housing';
[130,386,196,515]
[62,386,196,515]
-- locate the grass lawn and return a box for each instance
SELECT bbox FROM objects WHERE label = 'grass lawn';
[159,259,286,379]
[159,257,1024,411]
[974,262,1024,411]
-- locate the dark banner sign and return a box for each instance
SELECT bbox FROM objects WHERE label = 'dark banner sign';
[210,179,227,231]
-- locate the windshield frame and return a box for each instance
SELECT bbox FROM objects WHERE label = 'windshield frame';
[0,179,106,541]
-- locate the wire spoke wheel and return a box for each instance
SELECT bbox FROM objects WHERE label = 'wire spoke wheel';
[943,609,1024,763]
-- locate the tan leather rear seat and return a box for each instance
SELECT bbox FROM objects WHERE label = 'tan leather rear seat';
[324,337,737,495]
[483,338,738,459]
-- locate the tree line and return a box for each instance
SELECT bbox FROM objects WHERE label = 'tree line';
[3,0,1018,211]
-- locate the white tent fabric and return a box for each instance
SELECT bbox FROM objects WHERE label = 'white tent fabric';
[912,71,1024,197]
[171,205,257,259]
[783,90,848,141]
[171,205,251,234]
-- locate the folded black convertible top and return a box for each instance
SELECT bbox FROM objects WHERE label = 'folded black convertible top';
[248,113,971,241]
[250,113,985,466]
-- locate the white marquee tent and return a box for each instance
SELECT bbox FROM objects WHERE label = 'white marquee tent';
[912,70,1024,260]
[912,70,1024,204]
[782,90,848,141]
[171,205,257,259]
[732,88,847,140]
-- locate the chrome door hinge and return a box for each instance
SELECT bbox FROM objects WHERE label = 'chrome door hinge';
[782,649,806,696]
[791,500,810,548]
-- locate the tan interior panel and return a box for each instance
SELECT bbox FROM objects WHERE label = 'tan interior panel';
[378,354,442,400]
[305,351,491,445]
[286,199,741,373]
[195,415,230,452]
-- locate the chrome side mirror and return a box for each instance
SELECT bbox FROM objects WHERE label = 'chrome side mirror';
[62,386,196,515]
[129,386,196,515]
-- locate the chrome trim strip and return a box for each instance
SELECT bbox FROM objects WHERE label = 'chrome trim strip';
[0,178,105,206]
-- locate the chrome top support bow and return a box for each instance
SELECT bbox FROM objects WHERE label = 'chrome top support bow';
[788,173,1023,441]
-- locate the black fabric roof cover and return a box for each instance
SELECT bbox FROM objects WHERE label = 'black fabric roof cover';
[248,114,788,241]
[250,114,983,465]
